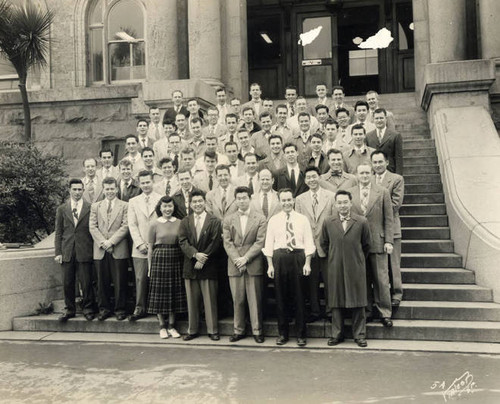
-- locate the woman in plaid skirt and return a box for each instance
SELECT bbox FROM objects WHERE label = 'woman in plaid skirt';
[147,196,187,338]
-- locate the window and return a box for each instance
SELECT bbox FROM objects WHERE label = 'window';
[348,50,378,77]
[88,0,145,84]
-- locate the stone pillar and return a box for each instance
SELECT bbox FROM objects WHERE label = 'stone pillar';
[147,0,179,81]
[478,0,500,60]
[188,0,222,85]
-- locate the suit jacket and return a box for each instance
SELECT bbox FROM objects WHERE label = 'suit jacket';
[193,171,219,193]
[320,170,357,193]
[274,166,309,197]
[54,200,93,263]
[82,176,104,204]
[228,160,246,180]
[295,188,335,257]
[310,97,335,115]
[223,210,267,276]
[206,185,238,221]
[374,171,404,239]
[178,212,223,280]
[89,198,129,260]
[367,109,396,132]
[347,184,394,253]
[153,138,170,163]
[153,176,180,197]
[127,192,162,258]
[172,187,202,219]
[250,190,282,222]
[202,123,227,139]
[137,136,156,152]
[242,99,263,117]
[331,104,355,124]
[365,128,404,175]
[97,166,120,180]
[299,150,330,174]
[250,130,273,159]
[163,105,189,123]
[234,174,261,195]
[343,146,376,174]
[258,153,287,176]
[147,124,165,142]
[117,178,142,202]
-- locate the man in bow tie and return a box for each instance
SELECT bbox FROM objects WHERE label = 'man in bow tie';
[320,149,357,193]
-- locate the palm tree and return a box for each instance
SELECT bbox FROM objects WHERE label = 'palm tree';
[0,1,54,142]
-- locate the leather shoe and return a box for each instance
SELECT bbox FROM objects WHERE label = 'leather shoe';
[381,317,393,328]
[297,338,307,347]
[84,313,95,321]
[229,334,245,342]
[116,313,127,321]
[98,312,112,321]
[254,335,264,343]
[391,299,401,307]
[128,313,145,322]
[183,333,199,341]
[208,333,220,341]
[327,337,344,346]
[276,335,288,345]
[58,313,75,323]
[355,338,368,347]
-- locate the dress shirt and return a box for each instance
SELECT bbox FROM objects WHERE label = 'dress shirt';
[71,198,83,225]
[183,188,193,214]
[377,127,386,143]
[310,152,322,167]
[339,127,350,143]
[262,210,316,256]
[121,179,131,195]
[246,173,259,191]
[300,131,311,144]
[138,136,150,149]
[375,170,387,185]
[339,213,351,231]
[194,211,207,240]
[287,164,300,183]
[238,209,250,235]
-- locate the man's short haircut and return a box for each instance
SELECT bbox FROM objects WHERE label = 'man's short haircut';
[283,142,298,152]
[137,118,149,126]
[335,189,352,200]
[285,85,298,92]
[325,118,339,128]
[169,132,181,141]
[356,163,372,173]
[258,168,273,178]
[190,117,203,126]
[82,157,97,166]
[225,113,238,121]
[336,107,350,117]
[249,82,261,89]
[162,119,177,129]
[354,100,369,111]
[125,134,139,143]
[181,147,195,156]
[327,148,343,158]
[177,167,193,177]
[215,164,230,175]
[234,186,252,198]
[351,123,366,135]
[311,133,323,142]
[171,89,183,97]
[332,85,345,93]
[205,135,218,143]
[373,107,387,116]
[190,189,206,200]
[259,111,272,121]
[99,149,113,157]
[297,111,310,120]
[149,105,159,112]
[215,87,226,95]
[207,106,219,114]
[137,170,153,180]
[243,153,258,163]
[366,90,378,97]
[237,128,250,137]
[204,150,218,161]
[159,157,174,167]
[140,147,154,156]
[69,178,84,188]
[119,159,132,168]
[304,166,321,176]
[242,106,255,115]
[371,150,389,161]
[275,103,288,113]
[268,134,283,144]
[278,188,294,198]
[315,104,330,113]
[155,195,175,217]
[102,176,118,187]
[230,97,241,104]
[187,98,198,105]
[224,141,238,151]
[316,83,328,88]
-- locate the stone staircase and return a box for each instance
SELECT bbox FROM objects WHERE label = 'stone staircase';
[12,93,500,343]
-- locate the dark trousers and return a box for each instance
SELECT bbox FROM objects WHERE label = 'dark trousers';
[307,254,326,318]
[62,258,95,315]
[95,252,128,315]
[331,307,366,340]
[273,249,307,339]
[132,257,149,315]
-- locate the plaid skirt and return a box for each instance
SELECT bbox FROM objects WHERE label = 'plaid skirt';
[147,244,187,315]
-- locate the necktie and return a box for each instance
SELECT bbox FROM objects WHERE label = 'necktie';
[107,201,112,222]
[141,139,147,149]
[229,134,234,143]
[221,189,227,212]
[195,215,203,241]
[165,180,171,196]
[340,215,350,231]
[185,193,190,215]
[332,170,342,177]
[145,195,150,212]
[72,208,79,221]
[262,192,269,218]
[286,213,297,251]
[87,179,95,202]
[361,189,369,215]
[312,193,318,221]
[248,177,254,194]
[290,104,295,116]
[173,154,179,171]
[376,175,382,185]
[209,174,214,191]
[290,169,296,193]
[154,125,160,140]
[378,130,383,143]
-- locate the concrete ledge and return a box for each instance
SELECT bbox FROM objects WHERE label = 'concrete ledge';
[431,105,500,301]
[0,247,62,331]
[422,60,496,110]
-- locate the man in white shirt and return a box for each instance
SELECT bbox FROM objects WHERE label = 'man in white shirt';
[215,87,230,124]
[242,82,263,117]
[184,117,206,158]
[175,113,191,141]
[284,85,298,118]
[235,153,260,195]
[122,135,146,176]
[271,104,292,141]
[250,169,282,221]
[202,107,227,139]
[349,100,376,136]
[82,158,103,204]
[336,108,353,144]
[223,113,240,145]
[258,134,286,176]
[98,149,119,179]
[224,142,245,180]
[322,118,350,155]
[147,106,165,141]
[263,188,315,347]
[331,86,354,123]
[137,119,155,151]
[237,129,256,160]
[366,90,396,131]
[153,157,179,197]
[140,147,162,183]
[343,125,376,174]
[153,121,176,164]
[287,97,319,134]
[193,150,219,193]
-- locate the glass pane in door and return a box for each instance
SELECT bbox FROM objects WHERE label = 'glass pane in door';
[302,17,332,60]
[304,65,332,96]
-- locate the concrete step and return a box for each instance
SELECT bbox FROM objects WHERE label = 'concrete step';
[400,129,431,138]
[403,165,440,175]
[403,193,444,204]
[403,139,435,148]
[403,174,441,184]
[402,148,437,158]
[393,301,500,321]
[14,315,500,343]
[400,204,446,215]
[402,284,492,302]
[402,227,450,240]
[402,268,474,284]
[404,156,438,166]
[400,215,448,227]
[401,253,462,268]
[404,183,443,193]
[402,240,454,253]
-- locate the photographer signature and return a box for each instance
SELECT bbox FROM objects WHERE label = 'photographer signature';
[431,371,477,402]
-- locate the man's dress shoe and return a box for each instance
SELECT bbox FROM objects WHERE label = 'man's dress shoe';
[208,333,220,341]
[183,333,199,341]
[381,317,393,328]
[254,335,265,343]
[276,336,288,345]
[229,334,245,342]
[355,338,368,347]
[58,313,75,323]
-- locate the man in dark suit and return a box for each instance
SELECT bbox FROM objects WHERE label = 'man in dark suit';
[348,164,394,327]
[299,133,329,174]
[54,178,96,322]
[172,168,201,219]
[274,142,308,197]
[366,108,403,175]
[258,134,286,176]
[178,190,223,341]
[163,90,189,124]
[116,159,142,202]
[223,186,267,343]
